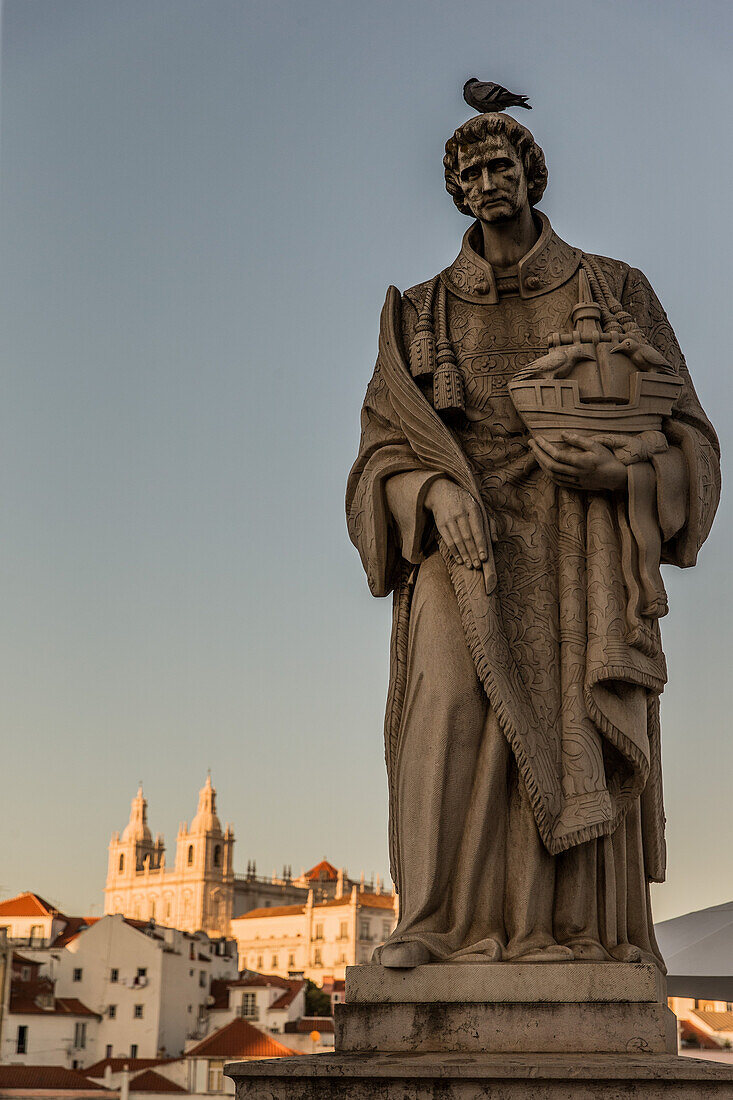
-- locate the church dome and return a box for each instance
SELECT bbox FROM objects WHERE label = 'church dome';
[121,785,153,844]
[189,775,222,835]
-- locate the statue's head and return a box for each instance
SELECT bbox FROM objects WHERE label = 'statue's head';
[444,113,547,221]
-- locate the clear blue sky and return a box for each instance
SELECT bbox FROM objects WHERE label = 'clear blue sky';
[0,0,730,923]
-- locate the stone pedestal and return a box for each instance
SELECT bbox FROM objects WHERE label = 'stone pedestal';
[225,963,733,1097]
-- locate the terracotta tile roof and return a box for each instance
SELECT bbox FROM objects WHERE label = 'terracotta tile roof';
[85,1059,172,1077]
[315,891,396,911]
[691,1009,733,1032]
[304,860,338,881]
[9,981,100,1017]
[230,973,293,989]
[680,1018,724,1049]
[0,892,65,918]
[52,917,94,947]
[234,905,305,920]
[268,981,305,1010]
[0,1066,109,1091]
[129,1070,187,1094]
[284,1016,335,1034]
[185,1016,302,1059]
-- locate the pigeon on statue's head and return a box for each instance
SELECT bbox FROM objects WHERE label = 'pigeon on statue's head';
[463,79,531,113]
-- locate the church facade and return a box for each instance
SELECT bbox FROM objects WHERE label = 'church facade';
[104,777,237,938]
[104,779,380,938]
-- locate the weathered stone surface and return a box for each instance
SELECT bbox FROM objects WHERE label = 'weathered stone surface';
[226,1051,733,1098]
[346,961,667,1003]
[346,85,721,973]
[336,1000,677,1054]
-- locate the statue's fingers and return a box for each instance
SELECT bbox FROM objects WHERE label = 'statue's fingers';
[437,521,459,562]
[456,514,481,568]
[448,520,472,568]
[467,504,490,561]
[559,431,596,451]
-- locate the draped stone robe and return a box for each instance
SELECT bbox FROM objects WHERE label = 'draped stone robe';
[346,214,720,964]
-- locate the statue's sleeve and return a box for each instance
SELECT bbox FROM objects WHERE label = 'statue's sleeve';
[622,267,721,567]
[345,293,439,596]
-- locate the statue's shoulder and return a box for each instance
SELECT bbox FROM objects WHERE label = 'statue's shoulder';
[581,250,633,299]
[401,277,436,314]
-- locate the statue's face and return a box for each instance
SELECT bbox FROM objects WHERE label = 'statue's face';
[457,136,528,224]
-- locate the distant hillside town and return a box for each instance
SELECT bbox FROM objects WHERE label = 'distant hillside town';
[4,776,733,1094]
[0,777,398,1097]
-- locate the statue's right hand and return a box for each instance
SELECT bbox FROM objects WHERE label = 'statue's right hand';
[424,479,489,569]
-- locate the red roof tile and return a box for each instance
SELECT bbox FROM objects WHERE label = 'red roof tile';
[235,905,304,920]
[0,892,65,918]
[185,1017,302,1059]
[316,891,396,911]
[285,1016,335,1034]
[9,981,100,1017]
[52,917,93,947]
[129,1071,186,1094]
[268,981,305,1010]
[680,1018,723,1049]
[304,860,338,881]
[0,1066,109,1091]
[85,1059,172,1077]
[691,1009,733,1033]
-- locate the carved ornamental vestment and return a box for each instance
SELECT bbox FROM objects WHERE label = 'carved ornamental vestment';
[346,213,719,964]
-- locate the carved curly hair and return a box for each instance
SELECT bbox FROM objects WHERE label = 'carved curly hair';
[443,113,548,215]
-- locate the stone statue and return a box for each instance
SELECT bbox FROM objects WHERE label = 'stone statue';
[346,94,720,970]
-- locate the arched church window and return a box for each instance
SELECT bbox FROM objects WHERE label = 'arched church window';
[213,845,221,867]
[187,845,194,865]
[118,854,124,872]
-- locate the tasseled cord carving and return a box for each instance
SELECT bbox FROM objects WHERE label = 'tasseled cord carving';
[407,275,465,420]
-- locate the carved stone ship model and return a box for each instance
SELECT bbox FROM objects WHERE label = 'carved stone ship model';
[508,270,683,441]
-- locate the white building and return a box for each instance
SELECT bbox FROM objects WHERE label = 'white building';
[49,915,238,1061]
[2,953,100,1069]
[230,885,397,982]
[206,974,305,1035]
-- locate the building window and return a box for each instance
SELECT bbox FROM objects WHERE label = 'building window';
[271,955,278,968]
[136,968,147,979]
[108,1005,117,1019]
[110,968,119,983]
[29,925,44,945]
[130,1044,138,1058]
[73,968,83,982]
[188,1004,192,1013]
[207,1061,225,1092]
[16,1026,27,1054]
[199,970,206,988]
[74,1023,87,1050]
[339,921,348,940]
[313,948,323,966]
[213,845,221,867]
[256,955,263,969]
[187,845,194,865]
[240,993,257,1019]
[119,854,125,872]
[382,921,391,939]
[105,1045,113,1059]
[359,921,370,940]
[288,954,295,968]
[134,1004,144,1019]
[314,923,324,941]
